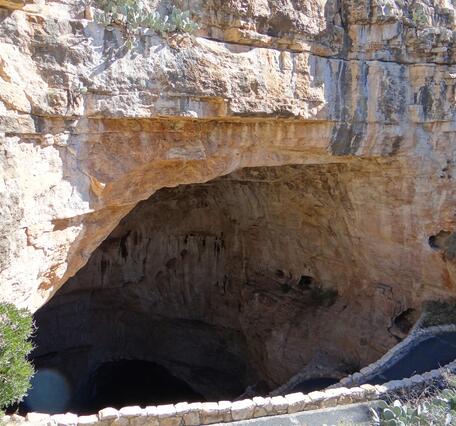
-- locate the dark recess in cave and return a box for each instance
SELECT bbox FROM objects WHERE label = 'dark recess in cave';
[393,308,418,335]
[82,360,205,413]
[289,377,339,394]
[298,275,314,289]
[19,360,205,415]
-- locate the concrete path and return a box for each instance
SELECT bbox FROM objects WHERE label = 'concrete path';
[216,401,380,426]
[368,331,456,384]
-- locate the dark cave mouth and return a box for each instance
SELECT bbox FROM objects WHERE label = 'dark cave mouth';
[21,360,205,415]
[20,301,359,415]
[88,360,205,409]
[19,359,344,416]
[19,164,422,415]
[19,310,255,415]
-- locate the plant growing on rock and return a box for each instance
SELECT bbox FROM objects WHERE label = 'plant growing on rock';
[0,303,35,412]
[91,0,199,48]
[411,8,428,27]
[371,383,456,426]
[310,285,338,307]
[371,400,428,425]
[421,300,456,328]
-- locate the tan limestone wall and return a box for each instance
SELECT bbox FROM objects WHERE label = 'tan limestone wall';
[2,0,456,310]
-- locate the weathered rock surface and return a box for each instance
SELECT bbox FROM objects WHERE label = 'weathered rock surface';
[1,0,456,317]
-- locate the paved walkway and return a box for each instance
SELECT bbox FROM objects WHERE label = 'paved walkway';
[216,401,381,426]
[367,331,456,384]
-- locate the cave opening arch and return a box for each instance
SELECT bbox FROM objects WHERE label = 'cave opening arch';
[24,162,419,414]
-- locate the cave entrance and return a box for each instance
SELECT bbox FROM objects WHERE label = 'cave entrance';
[85,360,204,413]
[24,163,416,414]
[22,360,204,415]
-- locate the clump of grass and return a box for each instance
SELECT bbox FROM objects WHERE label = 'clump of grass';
[0,303,35,413]
[420,300,456,328]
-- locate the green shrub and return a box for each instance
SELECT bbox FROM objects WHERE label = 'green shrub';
[371,384,456,425]
[371,400,428,425]
[0,303,35,411]
[92,0,199,47]
[421,300,456,328]
[412,9,428,27]
[310,286,338,307]
[280,283,292,293]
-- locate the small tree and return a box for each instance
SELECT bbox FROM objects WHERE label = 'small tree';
[0,303,35,411]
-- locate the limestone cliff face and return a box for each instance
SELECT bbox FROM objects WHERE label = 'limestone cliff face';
[1,0,456,311]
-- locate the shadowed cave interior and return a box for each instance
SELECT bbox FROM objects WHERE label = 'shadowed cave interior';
[22,163,420,415]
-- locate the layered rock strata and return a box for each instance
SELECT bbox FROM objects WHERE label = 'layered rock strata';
[1,0,456,311]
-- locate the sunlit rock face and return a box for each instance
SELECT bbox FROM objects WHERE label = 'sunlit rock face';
[3,0,456,415]
[1,0,456,310]
[32,163,427,412]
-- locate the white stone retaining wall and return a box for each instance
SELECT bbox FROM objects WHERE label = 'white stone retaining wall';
[5,360,456,426]
[5,325,456,426]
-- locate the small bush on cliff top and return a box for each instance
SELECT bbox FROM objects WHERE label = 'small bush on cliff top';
[0,303,34,410]
[93,0,199,47]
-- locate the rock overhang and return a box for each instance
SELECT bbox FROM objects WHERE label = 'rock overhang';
[0,0,456,312]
